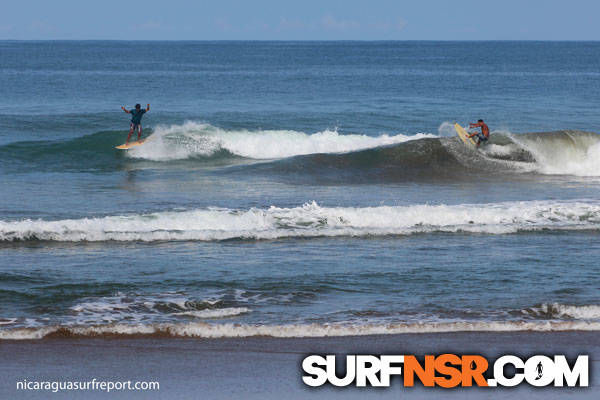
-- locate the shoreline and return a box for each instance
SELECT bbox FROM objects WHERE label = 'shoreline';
[1,331,598,399]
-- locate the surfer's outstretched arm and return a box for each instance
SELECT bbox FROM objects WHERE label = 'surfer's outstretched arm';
[146,104,150,112]
[121,106,131,113]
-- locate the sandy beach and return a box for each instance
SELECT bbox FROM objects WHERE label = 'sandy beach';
[1,331,597,399]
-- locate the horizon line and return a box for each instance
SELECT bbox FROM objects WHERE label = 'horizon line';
[1,38,600,42]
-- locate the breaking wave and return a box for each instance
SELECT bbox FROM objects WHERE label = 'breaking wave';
[509,130,600,176]
[523,303,600,320]
[3,300,598,340]
[125,122,435,161]
[2,200,600,242]
[1,123,599,180]
[2,320,599,340]
[125,125,600,180]
[67,292,249,325]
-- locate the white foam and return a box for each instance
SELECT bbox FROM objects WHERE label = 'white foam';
[67,293,241,324]
[510,132,600,176]
[482,143,517,157]
[127,121,436,161]
[2,200,600,242]
[175,308,250,319]
[2,320,600,340]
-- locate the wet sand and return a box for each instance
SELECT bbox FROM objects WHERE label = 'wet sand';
[1,331,598,399]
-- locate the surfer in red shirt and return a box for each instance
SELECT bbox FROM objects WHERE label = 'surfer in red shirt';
[468,119,489,147]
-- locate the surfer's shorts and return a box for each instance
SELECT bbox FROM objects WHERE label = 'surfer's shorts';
[476,133,488,142]
[130,123,142,132]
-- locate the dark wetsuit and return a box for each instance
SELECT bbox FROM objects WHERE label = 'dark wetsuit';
[130,109,146,131]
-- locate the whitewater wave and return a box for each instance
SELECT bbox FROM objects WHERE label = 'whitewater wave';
[439,125,600,177]
[3,302,598,339]
[2,319,599,340]
[523,303,600,320]
[68,292,249,325]
[2,200,600,242]
[126,121,436,161]
[509,130,600,176]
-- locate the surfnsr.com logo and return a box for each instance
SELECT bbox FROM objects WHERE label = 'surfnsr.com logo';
[302,354,589,388]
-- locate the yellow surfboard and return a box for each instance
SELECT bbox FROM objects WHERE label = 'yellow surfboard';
[454,123,477,147]
[116,139,146,150]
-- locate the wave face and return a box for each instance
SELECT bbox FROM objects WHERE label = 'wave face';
[133,127,600,180]
[0,129,126,172]
[238,129,600,184]
[2,200,600,242]
[0,122,435,171]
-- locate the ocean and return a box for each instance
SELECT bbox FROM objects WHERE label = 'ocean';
[1,41,600,343]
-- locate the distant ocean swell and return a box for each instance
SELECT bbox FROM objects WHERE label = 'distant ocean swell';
[2,200,600,242]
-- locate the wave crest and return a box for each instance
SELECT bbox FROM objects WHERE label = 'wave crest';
[126,121,436,161]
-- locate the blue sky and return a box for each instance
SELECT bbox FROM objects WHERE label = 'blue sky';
[2,0,600,40]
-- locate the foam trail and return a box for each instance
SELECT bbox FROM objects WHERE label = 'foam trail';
[2,200,600,242]
[127,122,436,161]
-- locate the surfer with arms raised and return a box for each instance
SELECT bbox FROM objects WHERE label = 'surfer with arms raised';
[121,103,150,145]
[467,119,489,147]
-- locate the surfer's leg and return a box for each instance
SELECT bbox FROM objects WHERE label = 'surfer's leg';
[476,133,486,147]
[138,125,142,141]
[126,123,134,144]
